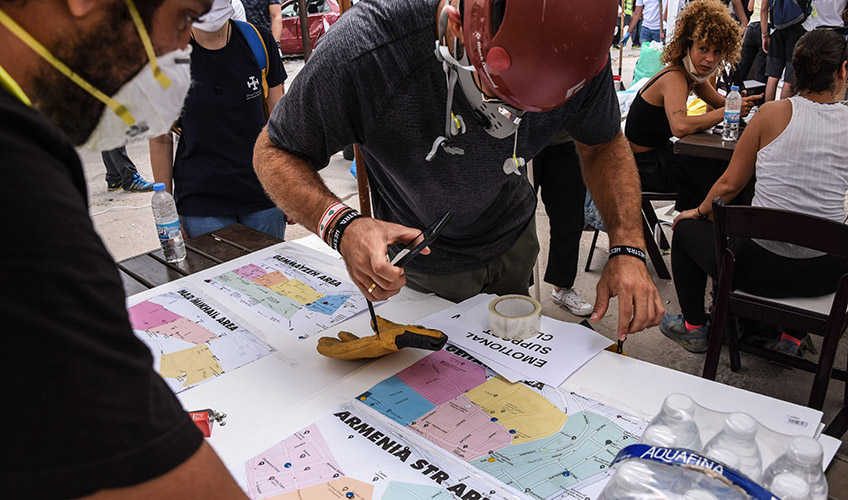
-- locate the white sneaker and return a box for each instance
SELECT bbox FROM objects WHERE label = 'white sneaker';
[552,287,593,316]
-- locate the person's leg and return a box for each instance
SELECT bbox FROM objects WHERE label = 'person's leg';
[236,207,288,240]
[779,25,806,100]
[735,22,760,86]
[102,146,139,189]
[764,30,786,102]
[670,219,717,326]
[180,214,238,239]
[535,141,592,315]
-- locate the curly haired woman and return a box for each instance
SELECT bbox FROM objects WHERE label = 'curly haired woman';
[625,0,761,210]
[663,28,848,354]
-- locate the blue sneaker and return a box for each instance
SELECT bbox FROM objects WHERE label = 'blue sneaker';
[123,173,154,193]
[660,314,709,353]
[107,179,122,191]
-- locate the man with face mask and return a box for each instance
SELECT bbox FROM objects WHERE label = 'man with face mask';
[149,0,288,239]
[255,0,665,340]
[0,0,247,497]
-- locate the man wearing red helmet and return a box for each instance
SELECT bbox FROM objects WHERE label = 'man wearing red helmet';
[255,0,664,338]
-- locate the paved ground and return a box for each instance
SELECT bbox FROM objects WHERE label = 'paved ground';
[80,49,848,484]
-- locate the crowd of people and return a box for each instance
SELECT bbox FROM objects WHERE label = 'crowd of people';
[1,0,847,496]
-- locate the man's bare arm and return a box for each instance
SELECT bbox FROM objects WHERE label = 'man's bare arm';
[253,129,421,300]
[576,131,664,338]
[149,134,175,194]
[269,3,282,43]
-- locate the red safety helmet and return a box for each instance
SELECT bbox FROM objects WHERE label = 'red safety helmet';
[462,0,618,111]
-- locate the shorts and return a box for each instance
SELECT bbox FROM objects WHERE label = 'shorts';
[765,24,806,83]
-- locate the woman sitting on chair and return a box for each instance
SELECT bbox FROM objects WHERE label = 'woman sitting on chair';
[625,0,761,210]
[662,28,848,354]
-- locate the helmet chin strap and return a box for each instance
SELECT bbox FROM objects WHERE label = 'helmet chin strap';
[428,5,526,173]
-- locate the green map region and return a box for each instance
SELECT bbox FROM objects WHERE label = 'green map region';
[214,271,302,319]
[469,411,638,499]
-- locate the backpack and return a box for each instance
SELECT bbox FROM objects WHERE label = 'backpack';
[233,20,271,119]
[769,0,813,30]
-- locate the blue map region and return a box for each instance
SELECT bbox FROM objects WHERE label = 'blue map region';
[357,376,435,426]
[469,411,638,498]
[305,294,350,315]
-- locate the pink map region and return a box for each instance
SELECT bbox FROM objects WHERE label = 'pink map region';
[244,424,343,499]
[397,350,486,405]
[409,394,512,461]
[234,263,267,280]
[128,301,182,330]
[149,317,218,344]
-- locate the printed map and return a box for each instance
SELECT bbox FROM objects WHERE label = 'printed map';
[244,403,516,500]
[357,348,647,499]
[204,246,365,339]
[128,288,273,393]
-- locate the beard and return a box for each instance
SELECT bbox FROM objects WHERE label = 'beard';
[30,6,150,146]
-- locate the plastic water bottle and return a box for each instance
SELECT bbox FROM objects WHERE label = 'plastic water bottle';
[703,413,762,481]
[704,447,740,470]
[652,394,702,450]
[763,436,827,500]
[151,183,186,263]
[640,425,678,448]
[769,472,811,500]
[598,461,665,499]
[722,85,741,141]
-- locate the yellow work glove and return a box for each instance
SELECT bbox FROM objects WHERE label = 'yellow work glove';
[317,315,448,360]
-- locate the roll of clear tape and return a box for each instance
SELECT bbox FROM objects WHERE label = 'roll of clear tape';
[488,295,542,340]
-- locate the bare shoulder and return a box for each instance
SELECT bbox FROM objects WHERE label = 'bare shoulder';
[750,100,792,148]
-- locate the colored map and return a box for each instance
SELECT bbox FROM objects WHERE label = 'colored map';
[203,246,366,339]
[357,350,647,500]
[243,404,516,500]
[128,288,273,393]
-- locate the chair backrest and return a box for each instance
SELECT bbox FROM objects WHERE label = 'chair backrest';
[712,198,848,264]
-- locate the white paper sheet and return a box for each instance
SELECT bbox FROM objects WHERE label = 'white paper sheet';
[418,295,611,387]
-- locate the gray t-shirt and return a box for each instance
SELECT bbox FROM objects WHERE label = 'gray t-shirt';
[267,0,621,274]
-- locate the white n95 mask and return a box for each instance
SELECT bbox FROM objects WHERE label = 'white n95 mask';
[80,47,192,151]
[193,0,234,33]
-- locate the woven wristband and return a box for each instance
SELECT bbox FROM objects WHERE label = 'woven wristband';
[609,245,647,264]
[330,210,363,251]
[318,202,349,242]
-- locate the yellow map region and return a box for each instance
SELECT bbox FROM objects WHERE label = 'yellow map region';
[159,345,223,387]
[269,279,325,305]
[465,377,567,444]
[253,270,289,288]
[270,477,373,500]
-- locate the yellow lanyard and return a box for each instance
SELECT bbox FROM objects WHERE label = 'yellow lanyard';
[0,0,171,127]
[0,63,30,106]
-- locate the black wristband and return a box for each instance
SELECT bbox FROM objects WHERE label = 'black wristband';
[330,209,363,251]
[609,245,647,264]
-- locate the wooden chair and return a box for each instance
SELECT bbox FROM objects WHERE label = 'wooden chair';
[702,198,848,437]
[585,192,675,280]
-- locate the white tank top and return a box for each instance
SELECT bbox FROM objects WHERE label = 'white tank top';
[753,96,848,257]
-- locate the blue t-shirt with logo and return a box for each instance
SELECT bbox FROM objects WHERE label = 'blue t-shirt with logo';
[174,21,286,216]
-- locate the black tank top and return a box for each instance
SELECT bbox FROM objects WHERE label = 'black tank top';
[625,70,675,149]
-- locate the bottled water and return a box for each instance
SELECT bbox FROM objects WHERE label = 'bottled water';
[703,413,762,481]
[151,183,186,263]
[769,472,811,500]
[722,85,741,141]
[598,461,666,499]
[652,394,702,450]
[763,436,827,500]
[640,425,678,448]
[704,447,739,470]
[682,489,719,500]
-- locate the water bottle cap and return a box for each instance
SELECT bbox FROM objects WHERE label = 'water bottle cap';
[731,85,740,91]
[641,425,678,447]
[662,393,696,422]
[707,447,740,469]
[770,472,810,500]
[787,436,823,465]
[683,489,720,500]
[615,461,655,490]
[723,412,757,439]
[153,183,166,192]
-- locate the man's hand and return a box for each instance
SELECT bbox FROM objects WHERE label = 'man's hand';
[762,35,770,54]
[338,217,429,301]
[591,256,664,340]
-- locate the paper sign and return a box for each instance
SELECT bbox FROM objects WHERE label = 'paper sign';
[419,295,611,387]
